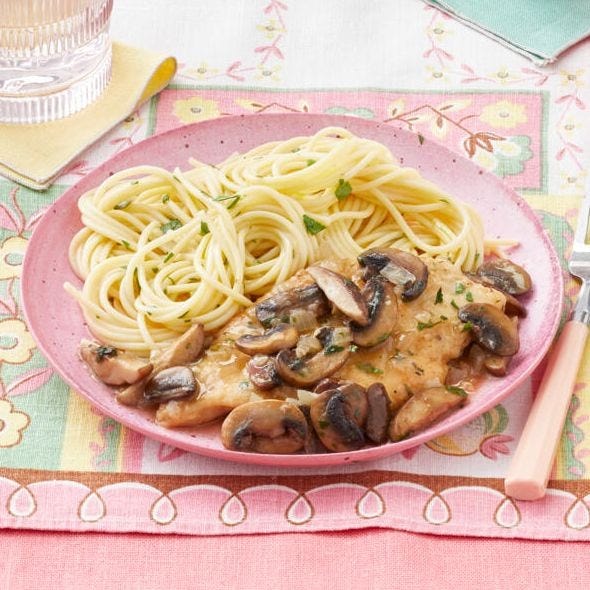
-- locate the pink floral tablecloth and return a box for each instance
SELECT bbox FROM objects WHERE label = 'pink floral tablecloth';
[1,0,590,542]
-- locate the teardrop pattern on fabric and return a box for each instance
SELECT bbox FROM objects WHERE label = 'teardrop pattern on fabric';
[78,491,106,522]
[423,494,451,525]
[356,488,385,519]
[7,486,36,518]
[285,494,314,525]
[150,494,177,525]
[565,499,590,530]
[493,497,521,529]
[219,494,247,526]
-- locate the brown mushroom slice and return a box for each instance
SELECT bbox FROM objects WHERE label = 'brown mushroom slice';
[246,355,282,390]
[275,328,351,387]
[154,323,205,368]
[116,323,205,407]
[255,284,330,328]
[458,303,519,356]
[352,277,398,347]
[483,354,510,376]
[389,386,467,441]
[503,292,527,318]
[476,258,532,296]
[80,340,153,386]
[143,366,197,404]
[221,400,308,454]
[310,383,368,452]
[235,324,299,356]
[365,383,391,444]
[306,266,369,325]
[358,248,428,301]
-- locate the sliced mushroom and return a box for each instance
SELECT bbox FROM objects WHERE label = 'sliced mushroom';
[235,324,299,356]
[221,399,308,454]
[310,383,368,452]
[358,248,428,301]
[467,273,527,317]
[80,340,153,386]
[483,354,510,376]
[352,276,398,347]
[389,386,467,441]
[153,323,205,368]
[476,258,532,296]
[306,266,369,325]
[116,323,205,406]
[458,303,519,356]
[143,366,197,404]
[246,354,282,390]
[365,383,391,444]
[275,327,351,387]
[255,284,330,328]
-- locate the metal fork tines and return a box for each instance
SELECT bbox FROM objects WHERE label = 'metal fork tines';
[570,197,590,325]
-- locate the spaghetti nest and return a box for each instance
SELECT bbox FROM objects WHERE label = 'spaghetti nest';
[66,126,485,353]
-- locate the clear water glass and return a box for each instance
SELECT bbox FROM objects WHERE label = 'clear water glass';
[0,0,114,124]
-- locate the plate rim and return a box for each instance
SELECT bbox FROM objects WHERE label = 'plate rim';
[21,112,564,467]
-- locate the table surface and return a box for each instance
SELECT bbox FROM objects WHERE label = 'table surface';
[2,1,590,587]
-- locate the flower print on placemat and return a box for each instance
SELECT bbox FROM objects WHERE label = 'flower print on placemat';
[179,0,288,84]
[425,405,512,459]
[479,100,527,129]
[0,398,29,447]
[173,96,221,124]
[472,135,533,178]
[324,106,376,119]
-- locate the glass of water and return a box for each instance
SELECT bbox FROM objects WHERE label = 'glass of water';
[0,0,114,124]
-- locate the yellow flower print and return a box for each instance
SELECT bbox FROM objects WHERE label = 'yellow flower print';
[425,66,450,84]
[255,64,281,82]
[257,19,286,40]
[0,399,29,447]
[560,116,582,139]
[560,170,587,194]
[0,319,36,364]
[426,23,453,41]
[472,150,498,171]
[560,69,585,88]
[0,236,27,279]
[184,62,219,80]
[173,97,220,124]
[480,100,527,129]
[489,67,516,85]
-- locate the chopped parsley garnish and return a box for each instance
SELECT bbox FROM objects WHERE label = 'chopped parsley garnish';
[130,180,139,185]
[417,320,441,331]
[177,310,189,319]
[349,344,359,353]
[163,252,174,263]
[239,380,250,390]
[447,385,468,397]
[303,214,326,235]
[356,362,384,375]
[335,178,352,200]
[214,194,241,209]
[162,194,170,203]
[324,344,344,355]
[161,219,182,233]
[306,159,316,167]
[121,240,131,250]
[465,291,474,302]
[450,299,459,310]
[200,221,210,235]
[435,288,443,304]
[95,345,118,361]
[462,321,473,332]
[318,419,330,429]
[114,200,131,210]
[455,282,466,294]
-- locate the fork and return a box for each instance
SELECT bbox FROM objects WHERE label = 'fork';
[504,194,590,501]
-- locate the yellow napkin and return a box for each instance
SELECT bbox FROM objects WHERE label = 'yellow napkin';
[0,42,177,190]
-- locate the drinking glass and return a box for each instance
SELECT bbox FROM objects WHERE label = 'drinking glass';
[0,0,114,124]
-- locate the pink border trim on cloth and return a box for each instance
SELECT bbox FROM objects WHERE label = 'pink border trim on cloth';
[1,476,590,540]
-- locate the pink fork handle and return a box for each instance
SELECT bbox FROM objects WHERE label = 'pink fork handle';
[504,320,589,501]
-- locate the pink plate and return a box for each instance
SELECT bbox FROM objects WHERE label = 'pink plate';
[21,113,563,466]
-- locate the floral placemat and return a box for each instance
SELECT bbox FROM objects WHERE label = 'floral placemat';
[0,79,588,539]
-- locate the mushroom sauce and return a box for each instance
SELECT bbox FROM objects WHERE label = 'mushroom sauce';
[79,248,532,454]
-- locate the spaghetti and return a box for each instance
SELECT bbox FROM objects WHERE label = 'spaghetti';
[65,127,486,353]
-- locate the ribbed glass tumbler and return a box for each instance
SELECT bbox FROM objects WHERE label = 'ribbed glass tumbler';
[0,0,114,124]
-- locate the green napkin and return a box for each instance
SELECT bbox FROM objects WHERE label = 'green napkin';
[423,0,590,65]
